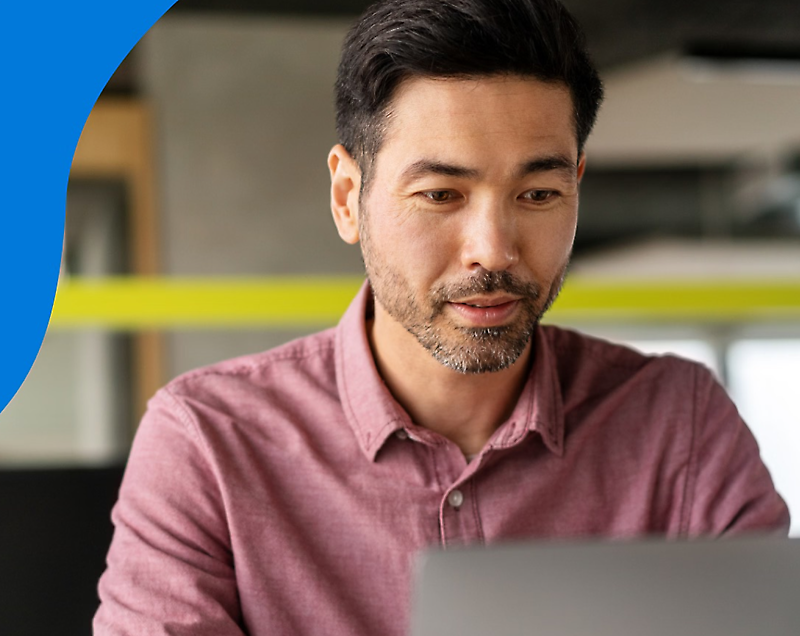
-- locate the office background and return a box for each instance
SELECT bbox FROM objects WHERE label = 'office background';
[1,0,799,633]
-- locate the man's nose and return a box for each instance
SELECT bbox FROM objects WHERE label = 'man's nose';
[459,203,520,272]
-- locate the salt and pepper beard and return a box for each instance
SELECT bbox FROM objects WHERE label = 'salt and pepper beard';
[359,206,569,374]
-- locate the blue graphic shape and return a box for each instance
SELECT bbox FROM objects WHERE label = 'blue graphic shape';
[0,1,178,413]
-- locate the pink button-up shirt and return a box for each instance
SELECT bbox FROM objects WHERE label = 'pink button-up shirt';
[94,284,789,635]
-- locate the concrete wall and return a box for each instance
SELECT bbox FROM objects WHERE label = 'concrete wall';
[142,15,364,377]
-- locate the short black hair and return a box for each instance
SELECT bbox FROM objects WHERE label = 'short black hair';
[335,0,604,183]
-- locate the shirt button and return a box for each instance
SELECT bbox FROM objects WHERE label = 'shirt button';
[447,489,464,509]
[395,429,409,440]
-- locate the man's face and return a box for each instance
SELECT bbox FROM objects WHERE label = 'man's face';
[355,75,583,373]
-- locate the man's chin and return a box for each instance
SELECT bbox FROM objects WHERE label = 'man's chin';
[429,349,525,375]
[419,326,534,375]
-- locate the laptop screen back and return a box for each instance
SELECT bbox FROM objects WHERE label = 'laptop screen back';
[411,537,800,636]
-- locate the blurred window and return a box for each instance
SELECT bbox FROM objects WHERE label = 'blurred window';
[728,339,800,538]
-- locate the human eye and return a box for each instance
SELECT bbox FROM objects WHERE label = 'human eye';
[418,190,460,204]
[520,189,558,204]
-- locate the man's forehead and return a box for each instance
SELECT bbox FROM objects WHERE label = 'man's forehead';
[379,74,579,152]
[369,75,580,178]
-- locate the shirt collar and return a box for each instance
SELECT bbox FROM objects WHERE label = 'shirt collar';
[485,324,565,457]
[335,282,565,461]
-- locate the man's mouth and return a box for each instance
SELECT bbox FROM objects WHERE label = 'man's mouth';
[447,297,521,326]
[453,295,520,308]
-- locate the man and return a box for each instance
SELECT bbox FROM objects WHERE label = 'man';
[94,0,790,634]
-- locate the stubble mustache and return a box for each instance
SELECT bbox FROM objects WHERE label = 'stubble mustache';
[427,269,542,318]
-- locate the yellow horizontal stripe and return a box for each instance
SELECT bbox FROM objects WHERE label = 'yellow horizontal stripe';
[51,277,363,329]
[553,278,800,322]
[49,276,800,329]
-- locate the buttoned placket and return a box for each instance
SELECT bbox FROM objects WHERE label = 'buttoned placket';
[432,441,487,548]
[393,425,488,547]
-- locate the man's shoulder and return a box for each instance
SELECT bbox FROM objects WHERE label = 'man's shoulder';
[136,327,355,484]
[162,327,339,404]
[540,324,721,457]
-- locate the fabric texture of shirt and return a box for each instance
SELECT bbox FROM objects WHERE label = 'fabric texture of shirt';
[94,283,790,636]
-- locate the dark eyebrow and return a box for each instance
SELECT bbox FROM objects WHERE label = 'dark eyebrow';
[518,154,578,180]
[399,154,578,184]
[399,159,480,183]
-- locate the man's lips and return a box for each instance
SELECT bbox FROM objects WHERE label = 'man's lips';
[447,297,521,326]
[451,295,520,308]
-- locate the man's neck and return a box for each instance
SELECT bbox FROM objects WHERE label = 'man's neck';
[366,305,533,457]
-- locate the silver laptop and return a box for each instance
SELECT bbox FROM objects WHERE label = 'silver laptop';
[411,537,800,636]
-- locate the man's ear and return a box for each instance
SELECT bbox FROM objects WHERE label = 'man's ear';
[577,152,586,184]
[328,144,362,245]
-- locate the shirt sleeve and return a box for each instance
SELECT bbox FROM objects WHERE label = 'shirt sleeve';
[94,388,245,635]
[683,364,791,537]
